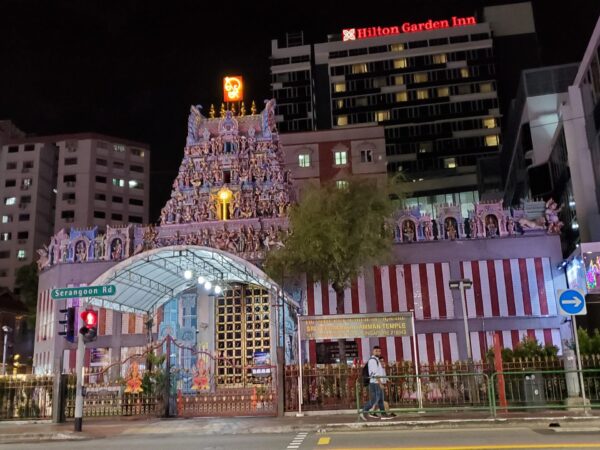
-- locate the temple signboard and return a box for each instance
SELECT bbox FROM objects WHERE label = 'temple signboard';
[299,313,412,340]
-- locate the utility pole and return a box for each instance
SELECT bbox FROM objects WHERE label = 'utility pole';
[449,279,473,360]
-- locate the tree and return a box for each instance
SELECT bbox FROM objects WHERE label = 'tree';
[576,327,600,355]
[265,177,399,363]
[486,336,558,362]
[14,262,39,328]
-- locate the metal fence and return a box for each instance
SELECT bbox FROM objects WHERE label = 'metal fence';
[0,375,53,420]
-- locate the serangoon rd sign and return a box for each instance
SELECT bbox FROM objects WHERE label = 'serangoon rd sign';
[342,16,477,41]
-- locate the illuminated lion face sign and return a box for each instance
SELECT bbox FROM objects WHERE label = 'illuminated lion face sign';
[223,76,243,102]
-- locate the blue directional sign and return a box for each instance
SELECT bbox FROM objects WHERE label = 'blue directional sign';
[557,289,587,316]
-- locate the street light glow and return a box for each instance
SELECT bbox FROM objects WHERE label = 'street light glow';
[184,270,193,280]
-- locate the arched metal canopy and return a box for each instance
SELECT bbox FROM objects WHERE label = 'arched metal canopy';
[85,245,284,314]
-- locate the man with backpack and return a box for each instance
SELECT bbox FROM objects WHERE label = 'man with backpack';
[359,346,393,421]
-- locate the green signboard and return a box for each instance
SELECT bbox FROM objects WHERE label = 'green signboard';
[51,285,116,300]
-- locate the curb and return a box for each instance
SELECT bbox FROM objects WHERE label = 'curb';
[0,432,87,444]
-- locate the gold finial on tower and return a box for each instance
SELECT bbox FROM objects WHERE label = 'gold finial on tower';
[231,103,236,116]
[251,100,257,115]
[240,101,246,116]
[209,104,216,119]
[220,103,226,118]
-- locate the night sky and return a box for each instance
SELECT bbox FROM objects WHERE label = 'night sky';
[1,0,598,220]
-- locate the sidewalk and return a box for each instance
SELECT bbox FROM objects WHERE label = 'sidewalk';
[1,411,600,444]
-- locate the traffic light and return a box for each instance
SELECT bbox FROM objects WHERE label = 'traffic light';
[79,309,98,343]
[58,307,76,343]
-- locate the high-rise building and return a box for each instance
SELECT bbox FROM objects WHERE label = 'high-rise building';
[0,132,150,290]
[270,2,539,205]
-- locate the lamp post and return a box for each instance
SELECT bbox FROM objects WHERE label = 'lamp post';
[449,279,473,361]
[1,325,12,376]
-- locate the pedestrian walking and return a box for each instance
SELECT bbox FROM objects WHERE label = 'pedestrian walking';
[359,346,393,421]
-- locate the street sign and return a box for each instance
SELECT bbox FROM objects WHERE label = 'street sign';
[51,285,116,300]
[557,288,587,316]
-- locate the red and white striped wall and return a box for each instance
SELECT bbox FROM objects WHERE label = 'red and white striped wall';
[36,289,54,343]
[470,328,562,361]
[461,258,557,318]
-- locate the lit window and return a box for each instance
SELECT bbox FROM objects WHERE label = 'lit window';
[444,157,457,169]
[395,92,408,102]
[376,111,390,122]
[460,67,470,78]
[336,180,349,189]
[336,100,344,109]
[355,97,368,107]
[479,82,493,93]
[419,142,432,153]
[113,144,126,153]
[416,89,429,100]
[22,178,32,187]
[361,150,373,163]
[113,178,125,187]
[4,197,16,206]
[433,54,447,64]
[485,135,500,146]
[334,151,348,165]
[298,154,310,168]
[0,233,11,241]
[437,87,450,97]
[394,75,404,85]
[390,43,405,52]
[334,82,346,93]
[131,148,145,157]
[393,58,407,69]
[17,249,26,260]
[482,118,497,129]
[336,116,348,126]
[1,215,11,224]
[351,63,368,74]
[128,180,138,188]
[414,72,428,83]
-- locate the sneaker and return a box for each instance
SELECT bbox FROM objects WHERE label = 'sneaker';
[380,414,394,420]
[358,412,367,421]
[367,413,380,419]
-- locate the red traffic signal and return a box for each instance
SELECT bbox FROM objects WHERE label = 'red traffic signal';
[80,309,98,328]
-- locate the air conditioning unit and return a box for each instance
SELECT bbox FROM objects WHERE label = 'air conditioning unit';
[18,239,27,244]
[66,199,76,204]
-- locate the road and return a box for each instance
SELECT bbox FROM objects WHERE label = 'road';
[6,426,600,449]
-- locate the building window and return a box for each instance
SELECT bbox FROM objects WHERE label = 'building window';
[131,148,145,157]
[61,210,75,219]
[24,144,35,152]
[395,92,408,102]
[432,54,447,64]
[390,43,405,52]
[129,198,143,206]
[63,174,76,185]
[0,270,7,278]
[4,197,16,206]
[129,215,143,223]
[437,87,450,97]
[418,142,433,153]
[485,135,500,147]
[22,178,32,188]
[336,180,349,189]
[113,161,124,169]
[336,116,348,126]
[360,149,373,163]
[128,180,143,189]
[334,151,348,165]
[94,211,106,218]
[414,72,428,83]
[482,118,497,129]
[7,146,18,153]
[113,144,126,153]
[20,195,31,204]
[4,179,16,187]
[416,89,429,100]
[23,161,33,169]
[96,158,107,166]
[17,231,28,240]
[64,157,77,165]
[6,162,16,170]
[18,214,29,221]
[376,111,390,122]
[95,193,106,201]
[112,196,123,203]
[95,175,107,183]
[17,249,26,261]
[460,67,470,78]
[351,63,368,74]
[393,58,407,69]
[111,213,123,221]
[0,233,11,242]
[130,165,144,173]
[394,75,404,85]
[444,157,457,169]
[298,154,310,168]
[1,215,11,223]
[0,251,10,259]
[355,97,368,107]
[335,99,344,109]
[479,82,493,93]
[112,178,125,187]
[333,82,346,93]
[62,192,76,203]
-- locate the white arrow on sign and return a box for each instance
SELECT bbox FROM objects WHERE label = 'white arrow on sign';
[562,297,582,307]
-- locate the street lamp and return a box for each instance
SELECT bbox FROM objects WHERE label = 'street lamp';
[449,279,473,360]
[2,325,13,376]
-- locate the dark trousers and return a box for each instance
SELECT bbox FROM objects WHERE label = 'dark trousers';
[362,383,385,412]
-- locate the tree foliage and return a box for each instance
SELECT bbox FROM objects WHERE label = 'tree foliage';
[265,177,399,291]
[14,262,39,327]
[576,327,600,355]
[487,336,558,361]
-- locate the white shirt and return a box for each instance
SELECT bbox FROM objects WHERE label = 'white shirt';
[368,356,386,384]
